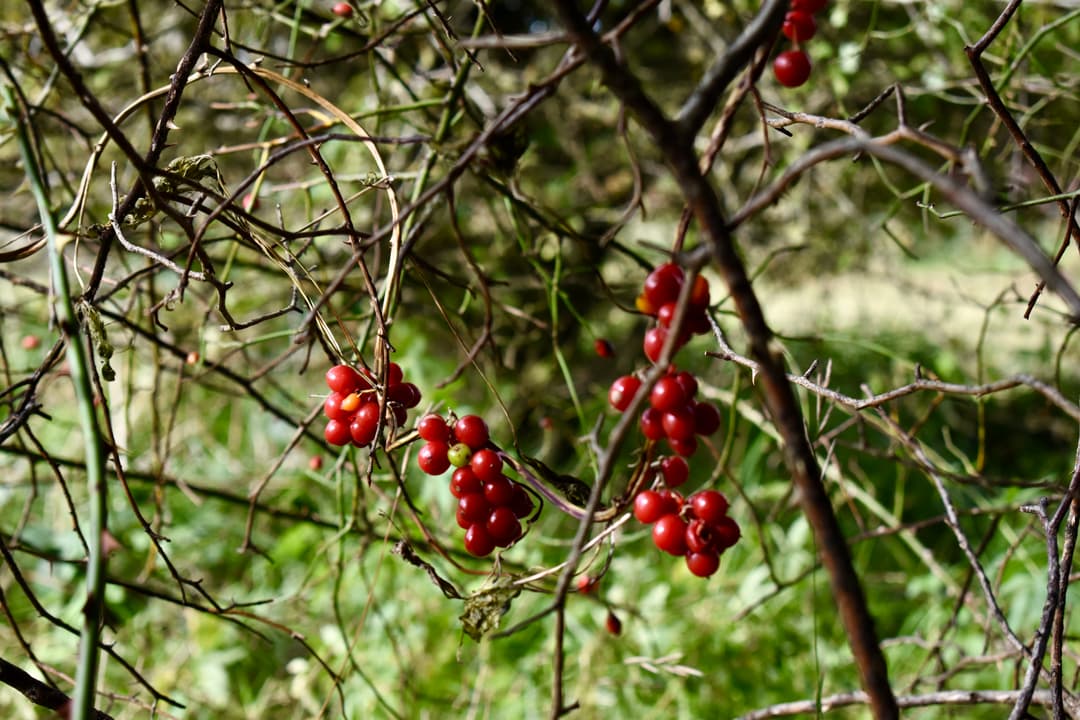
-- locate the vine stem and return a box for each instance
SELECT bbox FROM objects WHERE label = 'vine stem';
[3,86,109,720]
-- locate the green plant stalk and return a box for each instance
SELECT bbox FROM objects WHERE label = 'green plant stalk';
[4,84,109,720]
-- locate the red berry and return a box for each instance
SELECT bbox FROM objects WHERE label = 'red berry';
[464,523,495,557]
[652,514,689,556]
[387,382,421,408]
[662,406,697,441]
[324,392,352,422]
[450,467,482,498]
[673,371,698,399]
[456,507,472,530]
[453,415,490,450]
[688,275,710,307]
[634,490,675,524]
[659,456,690,488]
[21,335,40,350]
[458,492,491,524]
[470,449,503,483]
[782,10,817,41]
[650,376,688,412]
[689,490,730,525]
[643,326,668,363]
[509,483,535,519]
[686,550,721,578]
[643,263,684,309]
[594,338,615,358]
[659,488,685,511]
[605,610,623,636]
[656,302,677,329]
[686,307,711,336]
[391,404,407,428]
[608,375,642,412]
[447,442,473,468]
[483,474,516,506]
[693,401,722,436]
[577,575,597,594]
[308,455,323,471]
[639,407,666,440]
[418,414,451,443]
[385,362,403,387]
[773,49,812,88]
[417,441,451,475]
[350,402,380,445]
[667,434,698,458]
[486,506,522,546]
[713,516,741,550]
[792,0,827,12]
[326,364,363,393]
[685,519,717,554]
[324,419,351,446]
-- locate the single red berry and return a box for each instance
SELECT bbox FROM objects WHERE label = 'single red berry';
[391,404,407,428]
[657,302,680,330]
[486,506,522,547]
[605,610,623,636]
[650,376,688,412]
[652,513,689,556]
[686,307,711,336]
[324,419,351,446]
[634,489,675,524]
[450,467,482,498]
[21,335,41,350]
[326,364,363,394]
[782,10,817,42]
[471,449,504,483]
[324,392,352,422]
[643,263,684,309]
[639,407,666,441]
[688,275,710,307]
[385,362,403,387]
[686,550,721,578]
[308,455,323,471]
[659,455,690,488]
[447,442,473,468]
[577,575,598,594]
[350,402,380,445]
[594,338,615,358]
[662,406,697,441]
[483,474,516,506]
[689,490,730,525]
[673,371,698,399]
[417,414,451,443]
[713,516,742,550]
[509,483,536,519]
[417,441,451,475]
[387,382,421,408]
[667,434,699,458]
[773,49,812,88]
[643,326,668,363]
[792,0,827,13]
[693,401,722,436]
[185,350,200,365]
[608,375,642,412]
[456,507,472,530]
[454,415,490,450]
[464,523,495,557]
[458,492,491,524]
[685,519,717,554]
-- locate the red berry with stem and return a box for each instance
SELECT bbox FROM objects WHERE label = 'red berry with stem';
[643,326,668,363]
[686,550,721,578]
[690,490,730,525]
[464,523,495,557]
[350,402,380,445]
[458,492,491,524]
[608,375,642,412]
[482,474,516,506]
[650,376,688,412]
[673,371,698,399]
[386,362,403,387]
[639,407,666,440]
[660,455,690,488]
[634,489,675,524]
[714,516,742,550]
[324,419,351,446]
[656,302,677,329]
[453,415,490,450]
[594,338,615,358]
[324,392,352,422]
[774,49,812,88]
[688,275,710,307]
[693,401,722,436]
[782,10,817,41]
[685,519,717,554]
[667,434,699,458]
[643,263,684,308]
[605,610,623,636]
[417,441,451,475]
[417,414,451,443]
[387,382,421,408]
[652,513,689,556]
[326,364,363,393]
[486,506,522,547]
[450,467,482,498]
[509,483,535,519]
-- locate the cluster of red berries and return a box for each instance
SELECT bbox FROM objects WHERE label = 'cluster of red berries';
[773,0,827,88]
[610,368,721,457]
[323,363,421,446]
[415,413,535,557]
[634,488,740,577]
[633,262,712,363]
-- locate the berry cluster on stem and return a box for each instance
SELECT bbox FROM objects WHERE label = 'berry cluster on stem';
[773,0,829,88]
[323,363,421,447]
